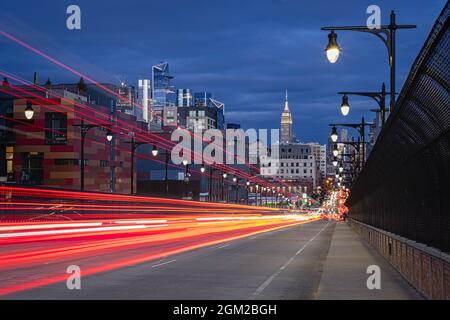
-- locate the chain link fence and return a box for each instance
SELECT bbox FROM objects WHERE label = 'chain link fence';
[347,3,450,253]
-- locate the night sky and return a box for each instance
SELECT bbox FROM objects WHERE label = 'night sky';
[0,0,445,143]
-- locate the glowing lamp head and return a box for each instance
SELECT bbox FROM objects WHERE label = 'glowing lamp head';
[325,31,340,63]
[332,144,339,157]
[24,101,34,120]
[222,173,227,179]
[339,166,344,173]
[332,158,338,167]
[246,181,250,186]
[200,165,206,173]
[232,177,237,182]
[151,145,158,157]
[106,130,113,142]
[330,126,338,142]
[341,95,350,116]
[182,159,188,166]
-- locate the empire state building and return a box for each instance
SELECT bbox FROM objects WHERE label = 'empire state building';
[280,90,293,143]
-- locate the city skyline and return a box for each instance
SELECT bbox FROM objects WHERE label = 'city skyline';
[0,0,445,143]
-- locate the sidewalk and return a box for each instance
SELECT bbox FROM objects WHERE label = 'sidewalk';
[315,222,423,300]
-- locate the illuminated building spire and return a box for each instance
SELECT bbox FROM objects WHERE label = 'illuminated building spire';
[281,90,293,144]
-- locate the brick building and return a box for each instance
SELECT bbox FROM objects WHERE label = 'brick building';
[0,81,146,193]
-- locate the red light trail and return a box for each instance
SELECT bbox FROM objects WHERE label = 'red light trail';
[0,186,321,296]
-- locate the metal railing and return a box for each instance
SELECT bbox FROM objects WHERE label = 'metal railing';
[346,3,450,253]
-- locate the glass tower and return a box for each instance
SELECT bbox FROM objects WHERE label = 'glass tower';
[151,62,175,107]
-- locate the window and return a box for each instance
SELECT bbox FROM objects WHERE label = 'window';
[54,159,78,166]
[100,160,109,167]
[45,112,67,145]
[6,146,14,180]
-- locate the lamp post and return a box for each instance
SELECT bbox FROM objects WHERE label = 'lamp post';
[154,146,170,197]
[322,11,416,113]
[255,184,259,206]
[208,166,217,202]
[233,176,238,203]
[183,159,189,199]
[329,117,372,167]
[222,172,227,202]
[73,120,112,191]
[124,134,150,195]
[246,181,250,205]
[337,83,392,127]
[262,187,266,206]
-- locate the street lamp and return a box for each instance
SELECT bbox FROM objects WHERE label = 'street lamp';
[255,184,260,206]
[322,11,416,112]
[332,144,339,157]
[339,166,344,173]
[183,159,189,199]
[325,31,340,63]
[73,120,112,191]
[150,145,170,197]
[222,172,228,202]
[151,145,158,157]
[246,181,250,205]
[233,177,238,203]
[332,157,338,167]
[340,95,350,116]
[329,118,372,167]
[338,83,391,127]
[125,135,151,195]
[330,126,338,142]
[106,130,113,142]
[200,164,206,173]
[24,101,34,120]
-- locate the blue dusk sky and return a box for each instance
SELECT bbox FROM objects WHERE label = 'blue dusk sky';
[0,0,446,143]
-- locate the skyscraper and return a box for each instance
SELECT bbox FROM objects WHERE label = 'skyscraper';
[150,62,174,131]
[176,88,193,107]
[151,62,174,107]
[194,92,212,107]
[280,90,293,144]
[137,79,150,122]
